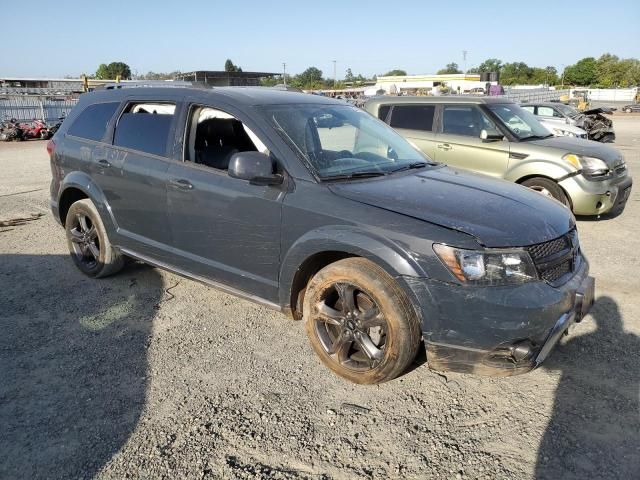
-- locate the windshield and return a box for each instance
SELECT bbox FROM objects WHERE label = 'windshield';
[555,103,580,118]
[260,104,433,179]
[486,104,553,140]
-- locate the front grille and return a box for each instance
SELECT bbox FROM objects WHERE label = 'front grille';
[615,164,627,176]
[526,229,578,284]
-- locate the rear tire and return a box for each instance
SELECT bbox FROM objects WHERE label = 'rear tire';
[521,177,570,207]
[303,258,421,384]
[65,199,124,278]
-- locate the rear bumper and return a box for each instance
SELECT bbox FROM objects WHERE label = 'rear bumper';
[560,174,632,216]
[401,259,594,376]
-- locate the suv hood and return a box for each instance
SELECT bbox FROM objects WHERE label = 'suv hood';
[328,167,574,248]
[526,136,623,167]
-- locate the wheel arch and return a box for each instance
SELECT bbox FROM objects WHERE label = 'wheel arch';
[57,171,115,231]
[279,227,427,320]
[515,173,573,210]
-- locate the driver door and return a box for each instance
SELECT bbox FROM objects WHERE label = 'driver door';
[433,104,509,178]
[166,101,285,301]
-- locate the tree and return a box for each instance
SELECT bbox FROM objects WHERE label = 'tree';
[437,62,462,74]
[344,68,355,83]
[224,59,242,73]
[291,67,324,89]
[476,58,503,73]
[137,70,182,80]
[563,57,597,86]
[382,69,407,77]
[500,62,533,85]
[95,62,132,80]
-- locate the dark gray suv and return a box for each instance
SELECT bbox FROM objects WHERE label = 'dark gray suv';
[49,86,594,384]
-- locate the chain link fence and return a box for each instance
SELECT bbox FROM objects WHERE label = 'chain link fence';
[0,94,79,123]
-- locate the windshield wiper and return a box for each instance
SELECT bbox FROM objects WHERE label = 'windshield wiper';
[388,161,430,173]
[320,171,387,181]
[520,134,554,141]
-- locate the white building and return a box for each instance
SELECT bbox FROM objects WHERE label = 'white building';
[372,73,492,96]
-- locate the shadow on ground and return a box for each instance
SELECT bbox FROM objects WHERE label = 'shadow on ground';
[536,296,640,479]
[0,255,163,479]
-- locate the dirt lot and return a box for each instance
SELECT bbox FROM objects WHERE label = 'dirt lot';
[1,117,639,479]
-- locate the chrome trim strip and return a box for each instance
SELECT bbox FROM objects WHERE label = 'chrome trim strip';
[118,247,282,312]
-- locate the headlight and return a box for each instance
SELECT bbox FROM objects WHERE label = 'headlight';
[433,244,538,286]
[553,128,575,137]
[563,154,610,176]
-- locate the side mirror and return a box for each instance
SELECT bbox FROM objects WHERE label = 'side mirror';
[480,129,503,142]
[228,151,283,186]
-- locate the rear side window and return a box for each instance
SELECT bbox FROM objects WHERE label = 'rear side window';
[67,102,119,141]
[389,105,435,131]
[113,103,176,156]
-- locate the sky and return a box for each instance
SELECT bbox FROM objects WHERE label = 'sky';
[1,0,639,79]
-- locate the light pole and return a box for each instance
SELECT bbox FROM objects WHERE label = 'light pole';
[462,50,468,74]
[333,60,337,89]
[560,64,565,90]
[282,62,287,87]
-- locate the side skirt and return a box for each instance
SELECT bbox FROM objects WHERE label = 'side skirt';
[118,247,283,312]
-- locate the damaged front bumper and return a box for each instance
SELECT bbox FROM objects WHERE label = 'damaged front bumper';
[400,259,595,376]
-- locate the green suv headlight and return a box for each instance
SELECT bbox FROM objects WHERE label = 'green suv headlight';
[433,244,538,285]
[563,154,610,177]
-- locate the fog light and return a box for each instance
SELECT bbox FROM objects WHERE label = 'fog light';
[596,201,603,209]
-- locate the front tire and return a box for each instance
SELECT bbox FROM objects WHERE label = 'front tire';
[65,199,124,278]
[303,258,421,384]
[521,177,570,207]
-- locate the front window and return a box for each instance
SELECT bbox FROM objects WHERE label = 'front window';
[486,104,553,141]
[260,104,433,179]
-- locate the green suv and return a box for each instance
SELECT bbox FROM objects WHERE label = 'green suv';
[364,96,632,216]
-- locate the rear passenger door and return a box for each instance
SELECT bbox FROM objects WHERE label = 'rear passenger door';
[104,100,178,252]
[381,104,438,159]
[434,104,509,178]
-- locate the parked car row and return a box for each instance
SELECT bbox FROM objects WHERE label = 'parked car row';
[364,96,631,216]
[49,85,624,384]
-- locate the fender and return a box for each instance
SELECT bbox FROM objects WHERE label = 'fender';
[58,171,118,234]
[505,158,576,183]
[278,225,428,308]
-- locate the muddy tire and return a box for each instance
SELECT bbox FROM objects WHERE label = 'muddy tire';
[521,177,570,207]
[303,258,421,384]
[65,199,124,278]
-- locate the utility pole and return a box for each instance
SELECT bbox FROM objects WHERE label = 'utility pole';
[282,62,287,87]
[462,50,468,74]
[560,64,565,89]
[333,60,337,89]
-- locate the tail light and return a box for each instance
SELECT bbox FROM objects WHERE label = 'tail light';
[46,139,55,158]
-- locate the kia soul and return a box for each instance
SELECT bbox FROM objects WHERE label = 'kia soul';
[49,86,594,384]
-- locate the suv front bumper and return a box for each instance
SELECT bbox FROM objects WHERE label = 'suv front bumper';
[400,259,594,376]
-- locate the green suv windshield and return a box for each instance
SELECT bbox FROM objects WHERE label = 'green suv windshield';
[261,104,433,179]
[487,104,553,141]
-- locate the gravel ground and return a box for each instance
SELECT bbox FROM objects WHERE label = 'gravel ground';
[1,117,639,479]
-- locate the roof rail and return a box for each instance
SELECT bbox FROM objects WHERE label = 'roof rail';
[98,80,195,90]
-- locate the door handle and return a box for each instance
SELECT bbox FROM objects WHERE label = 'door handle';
[169,178,194,190]
[437,143,452,151]
[97,159,111,168]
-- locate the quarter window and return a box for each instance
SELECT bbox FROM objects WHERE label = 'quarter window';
[113,102,176,156]
[67,102,120,141]
[389,105,435,131]
[378,105,391,121]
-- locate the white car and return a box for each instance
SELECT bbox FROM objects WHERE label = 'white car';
[538,118,588,139]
